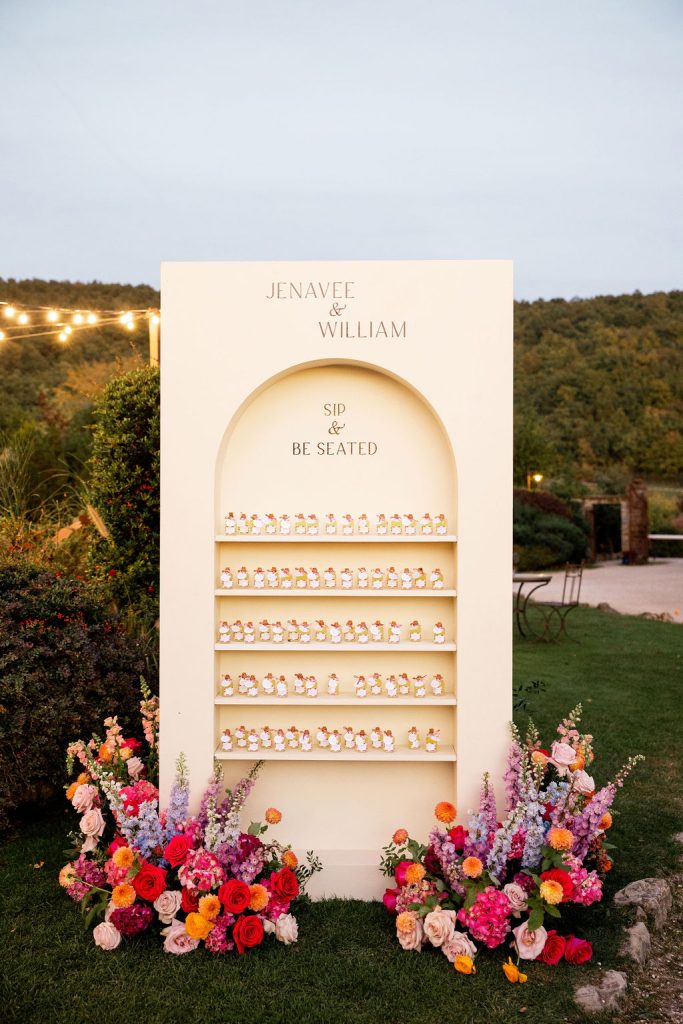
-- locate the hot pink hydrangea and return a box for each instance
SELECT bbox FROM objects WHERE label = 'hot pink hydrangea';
[457,886,511,948]
[119,780,159,816]
[177,847,225,892]
[66,853,107,900]
[104,859,129,886]
[565,855,603,906]
[204,913,236,954]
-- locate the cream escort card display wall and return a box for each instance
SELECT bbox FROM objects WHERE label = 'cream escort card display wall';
[160,260,512,898]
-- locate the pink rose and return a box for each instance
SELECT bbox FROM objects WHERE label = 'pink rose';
[79,808,105,853]
[72,784,99,813]
[126,756,145,780]
[93,921,121,950]
[550,741,577,772]
[153,889,182,924]
[572,769,595,794]
[512,920,548,960]
[396,912,424,952]
[442,930,477,963]
[503,882,528,915]
[274,913,298,945]
[423,908,457,948]
[161,920,200,955]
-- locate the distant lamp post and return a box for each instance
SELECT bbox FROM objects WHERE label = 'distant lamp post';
[526,471,544,491]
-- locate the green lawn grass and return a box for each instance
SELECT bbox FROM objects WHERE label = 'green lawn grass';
[1,607,681,1024]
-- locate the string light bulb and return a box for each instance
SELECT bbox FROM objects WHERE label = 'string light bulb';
[47,310,59,322]
[64,325,72,336]
[73,313,84,325]
[0,330,5,341]
[18,312,29,325]
[150,314,160,326]
[119,311,132,326]
[87,312,97,324]
[4,306,16,318]
[126,319,135,331]
[58,331,68,342]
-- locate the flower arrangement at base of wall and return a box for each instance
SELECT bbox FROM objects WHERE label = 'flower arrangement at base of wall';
[60,689,321,954]
[380,704,642,982]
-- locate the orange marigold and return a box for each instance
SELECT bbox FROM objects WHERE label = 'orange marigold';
[282,850,298,870]
[462,856,483,879]
[434,801,456,824]
[547,826,574,852]
[111,883,136,908]
[392,828,409,845]
[185,912,214,940]
[198,895,221,920]
[265,807,282,825]
[112,846,134,870]
[539,879,563,905]
[76,772,90,785]
[600,812,613,830]
[249,884,270,912]
[405,862,426,884]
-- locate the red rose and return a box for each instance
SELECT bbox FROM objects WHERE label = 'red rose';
[106,836,126,856]
[132,863,167,902]
[447,825,467,851]
[540,868,573,902]
[538,929,566,965]
[164,834,192,868]
[181,887,199,914]
[233,914,264,954]
[218,879,251,914]
[564,935,593,965]
[269,867,299,902]
[122,738,142,754]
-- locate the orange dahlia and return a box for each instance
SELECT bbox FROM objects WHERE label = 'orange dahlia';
[59,864,75,888]
[405,862,426,884]
[434,801,456,824]
[65,782,79,801]
[282,850,298,870]
[265,807,282,825]
[112,846,134,870]
[111,883,136,908]
[462,856,483,879]
[599,812,613,830]
[547,826,574,851]
[248,884,270,912]
[198,895,221,920]
[392,828,409,845]
[539,879,564,905]
[396,911,416,934]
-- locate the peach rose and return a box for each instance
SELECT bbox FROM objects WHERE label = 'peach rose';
[274,913,298,945]
[72,784,99,813]
[550,741,577,773]
[162,920,200,955]
[79,808,105,853]
[503,882,528,915]
[396,911,424,952]
[423,908,457,948]
[93,921,121,951]
[153,889,182,924]
[512,920,548,960]
[572,769,595,795]
[442,930,477,963]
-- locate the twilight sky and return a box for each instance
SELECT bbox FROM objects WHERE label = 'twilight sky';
[0,0,680,299]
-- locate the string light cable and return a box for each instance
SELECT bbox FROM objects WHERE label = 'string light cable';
[0,301,160,344]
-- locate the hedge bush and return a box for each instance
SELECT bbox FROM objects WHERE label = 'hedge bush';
[0,561,145,831]
[513,500,589,571]
[87,366,160,626]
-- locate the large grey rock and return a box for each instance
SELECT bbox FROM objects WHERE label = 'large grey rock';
[574,971,628,1015]
[619,921,651,964]
[614,877,673,931]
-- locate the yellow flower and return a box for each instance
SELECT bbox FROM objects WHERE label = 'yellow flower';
[396,912,416,935]
[502,958,528,984]
[454,954,476,975]
[119,746,132,761]
[265,807,282,824]
[547,827,574,852]
[59,864,75,888]
[282,850,298,870]
[405,862,426,884]
[539,879,564,905]
[600,812,613,830]
[392,828,409,845]
[112,846,134,870]
[435,801,457,824]
[198,895,221,920]
[111,883,136,908]
[462,856,483,879]
[249,884,269,912]
[185,912,214,940]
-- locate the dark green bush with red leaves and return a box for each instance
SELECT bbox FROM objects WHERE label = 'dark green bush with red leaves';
[87,366,160,625]
[0,561,145,830]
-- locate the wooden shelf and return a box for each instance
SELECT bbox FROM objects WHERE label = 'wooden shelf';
[215,642,457,652]
[215,588,457,598]
[215,744,457,762]
[215,695,457,706]
[215,534,457,543]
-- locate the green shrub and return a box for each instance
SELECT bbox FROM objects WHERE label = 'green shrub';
[0,561,145,831]
[87,367,160,625]
[513,500,588,570]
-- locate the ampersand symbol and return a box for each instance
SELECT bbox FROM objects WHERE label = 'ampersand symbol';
[328,420,345,435]
[329,302,346,317]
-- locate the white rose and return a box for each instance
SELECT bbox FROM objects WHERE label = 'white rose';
[126,756,145,780]
[262,919,276,935]
[441,930,477,963]
[154,889,182,924]
[572,769,595,795]
[423,908,457,947]
[503,882,528,915]
[93,921,121,951]
[274,913,298,945]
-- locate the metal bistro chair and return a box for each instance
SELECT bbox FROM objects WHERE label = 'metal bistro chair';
[528,563,584,641]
